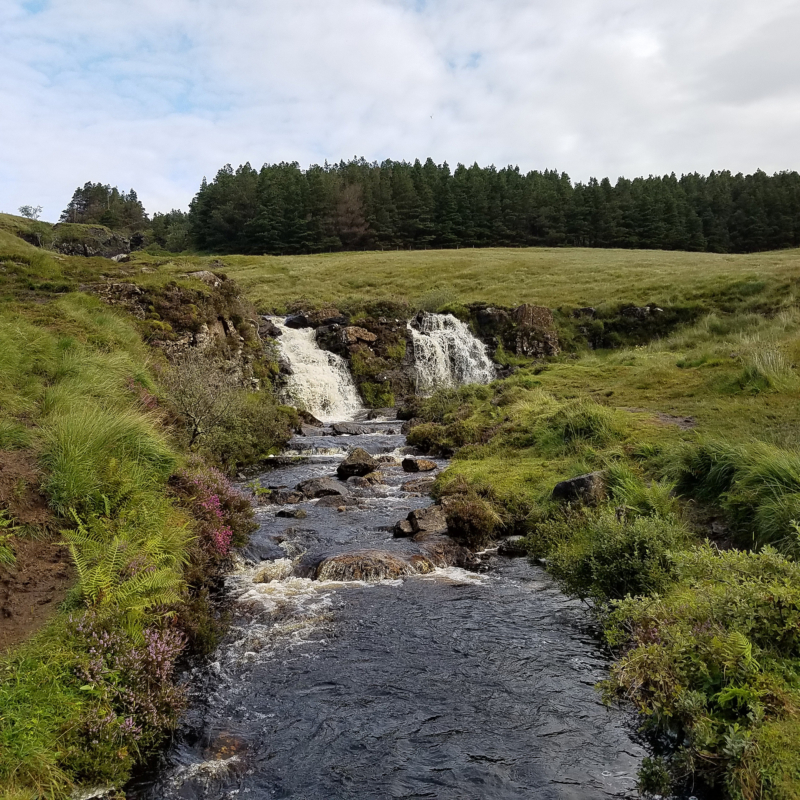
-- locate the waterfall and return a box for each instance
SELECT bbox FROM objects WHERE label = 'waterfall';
[408,312,496,396]
[270,319,364,422]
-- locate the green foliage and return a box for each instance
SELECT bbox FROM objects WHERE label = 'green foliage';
[603,545,800,796]
[443,495,502,549]
[359,381,394,408]
[547,511,687,601]
[605,462,679,518]
[1,509,17,568]
[60,181,148,232]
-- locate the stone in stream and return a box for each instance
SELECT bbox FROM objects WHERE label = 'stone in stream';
[297,476,349,499]
[347,471,385,488]
[402,457,437,473]
[401,477,436,493]
[314,549,435,582]
[393,519,414,538]
[298,424,323,437]
[276,508,307,519]
[551,471,605,505]
[316,495,359,508]
[269,489,305,505]
[412,531,477,569]
[331,422,373,436]
[408,504,448,534]
[337,447,378,479]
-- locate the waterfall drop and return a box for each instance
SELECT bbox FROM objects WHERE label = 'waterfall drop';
[408,312,496,396]
[270,319,364,422]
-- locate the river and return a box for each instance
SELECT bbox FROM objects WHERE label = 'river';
[127,419,647,800]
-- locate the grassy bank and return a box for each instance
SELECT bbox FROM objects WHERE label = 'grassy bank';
[0,224,295,798]
[403,305,800,798]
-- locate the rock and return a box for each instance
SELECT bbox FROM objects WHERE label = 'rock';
[375,455,401,465]
[314,550,434,582]
[284,313,312,329]
[331,422,373,436]
[402,457,437,473]
[551,472,605,505]
[111,253,130,263]
[298,410,324,427]
[321,315,349,326]
[296,477,349,499]
[269,489,305,505]
[341,326,378,345]
[259,318,283,338]
[393,519,415,538]
[337,447,378,479]
[52,223,131,259]
[240,537,286,563]
[572,307,596,318]
[412,531,479,569]
[401,418,422,435]
[498,536,528,557]
[408,505,448,535]
[513,304,560,357]
[253,559,294,583]
[347,471,384,488]
[299,424,323,437]
[316,495,359,508]
[401,477,436,493]
[188,270,223,288]
[276,509,307,519]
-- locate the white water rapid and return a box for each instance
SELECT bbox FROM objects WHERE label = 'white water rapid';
[408,312,496,396]
[270,319,364,422]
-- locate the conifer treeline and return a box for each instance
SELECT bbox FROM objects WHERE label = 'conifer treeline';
[185,159,800,255]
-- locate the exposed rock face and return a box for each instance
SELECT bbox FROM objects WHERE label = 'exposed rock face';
[331,422,373,436]
[513,305,561,357]
[297,476,350,499]
[551,472,605,505]
[314,550,435,581]
[259,318,283,338]
[402,457,437,473]
[337,448,378,479]
[52,223,130,258]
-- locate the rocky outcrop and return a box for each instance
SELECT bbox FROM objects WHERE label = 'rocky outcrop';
[470,303,560,358]
[337,448,378,479]
[551,472,605,505]
[52,223,130,258]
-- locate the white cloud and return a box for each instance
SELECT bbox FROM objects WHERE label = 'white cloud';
[1,0,799,220]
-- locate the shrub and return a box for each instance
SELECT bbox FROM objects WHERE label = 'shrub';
[444,496,502,548]
[548,511,687,601]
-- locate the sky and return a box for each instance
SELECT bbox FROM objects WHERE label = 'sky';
[2,0,799,220]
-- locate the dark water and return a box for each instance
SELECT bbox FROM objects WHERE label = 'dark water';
[128,421,646,799]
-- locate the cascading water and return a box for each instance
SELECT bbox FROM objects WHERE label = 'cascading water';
[270,318,364,422]
[408,312,496,396]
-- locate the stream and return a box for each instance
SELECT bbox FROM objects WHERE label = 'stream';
[128,419,647,800]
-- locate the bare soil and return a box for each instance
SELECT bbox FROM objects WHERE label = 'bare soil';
[0,449,73,651]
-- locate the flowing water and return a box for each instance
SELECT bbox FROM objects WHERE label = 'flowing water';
[270,319,364,422]
[128,322,649,799]
[408,313,496,396]
[129,420,646,800]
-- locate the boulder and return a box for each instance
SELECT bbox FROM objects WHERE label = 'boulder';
[331,422,373,436]
[271,489,305,505]
[337,447,378,479]
[276,509,307,519]
[551,472,605,505]
[408,505,448,535]
[299,424,323,437]
[393,519,415,538]
[498,536,528,557]
[347,471,384,488]
[297,476,349,499]
[402,457,437,473]
[401,477,436,494]
[284,313,312,329]
[187,270,223,288]
[412,531,477,568]
[316,495,359,508]
[341,326,378,345]
[259,318,283,338]
[314,550,434,582]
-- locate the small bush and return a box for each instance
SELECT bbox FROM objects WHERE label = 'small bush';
[444,496,502,548]
[548,511,687,601]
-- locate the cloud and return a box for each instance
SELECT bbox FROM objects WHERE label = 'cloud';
[1,0,799,220]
